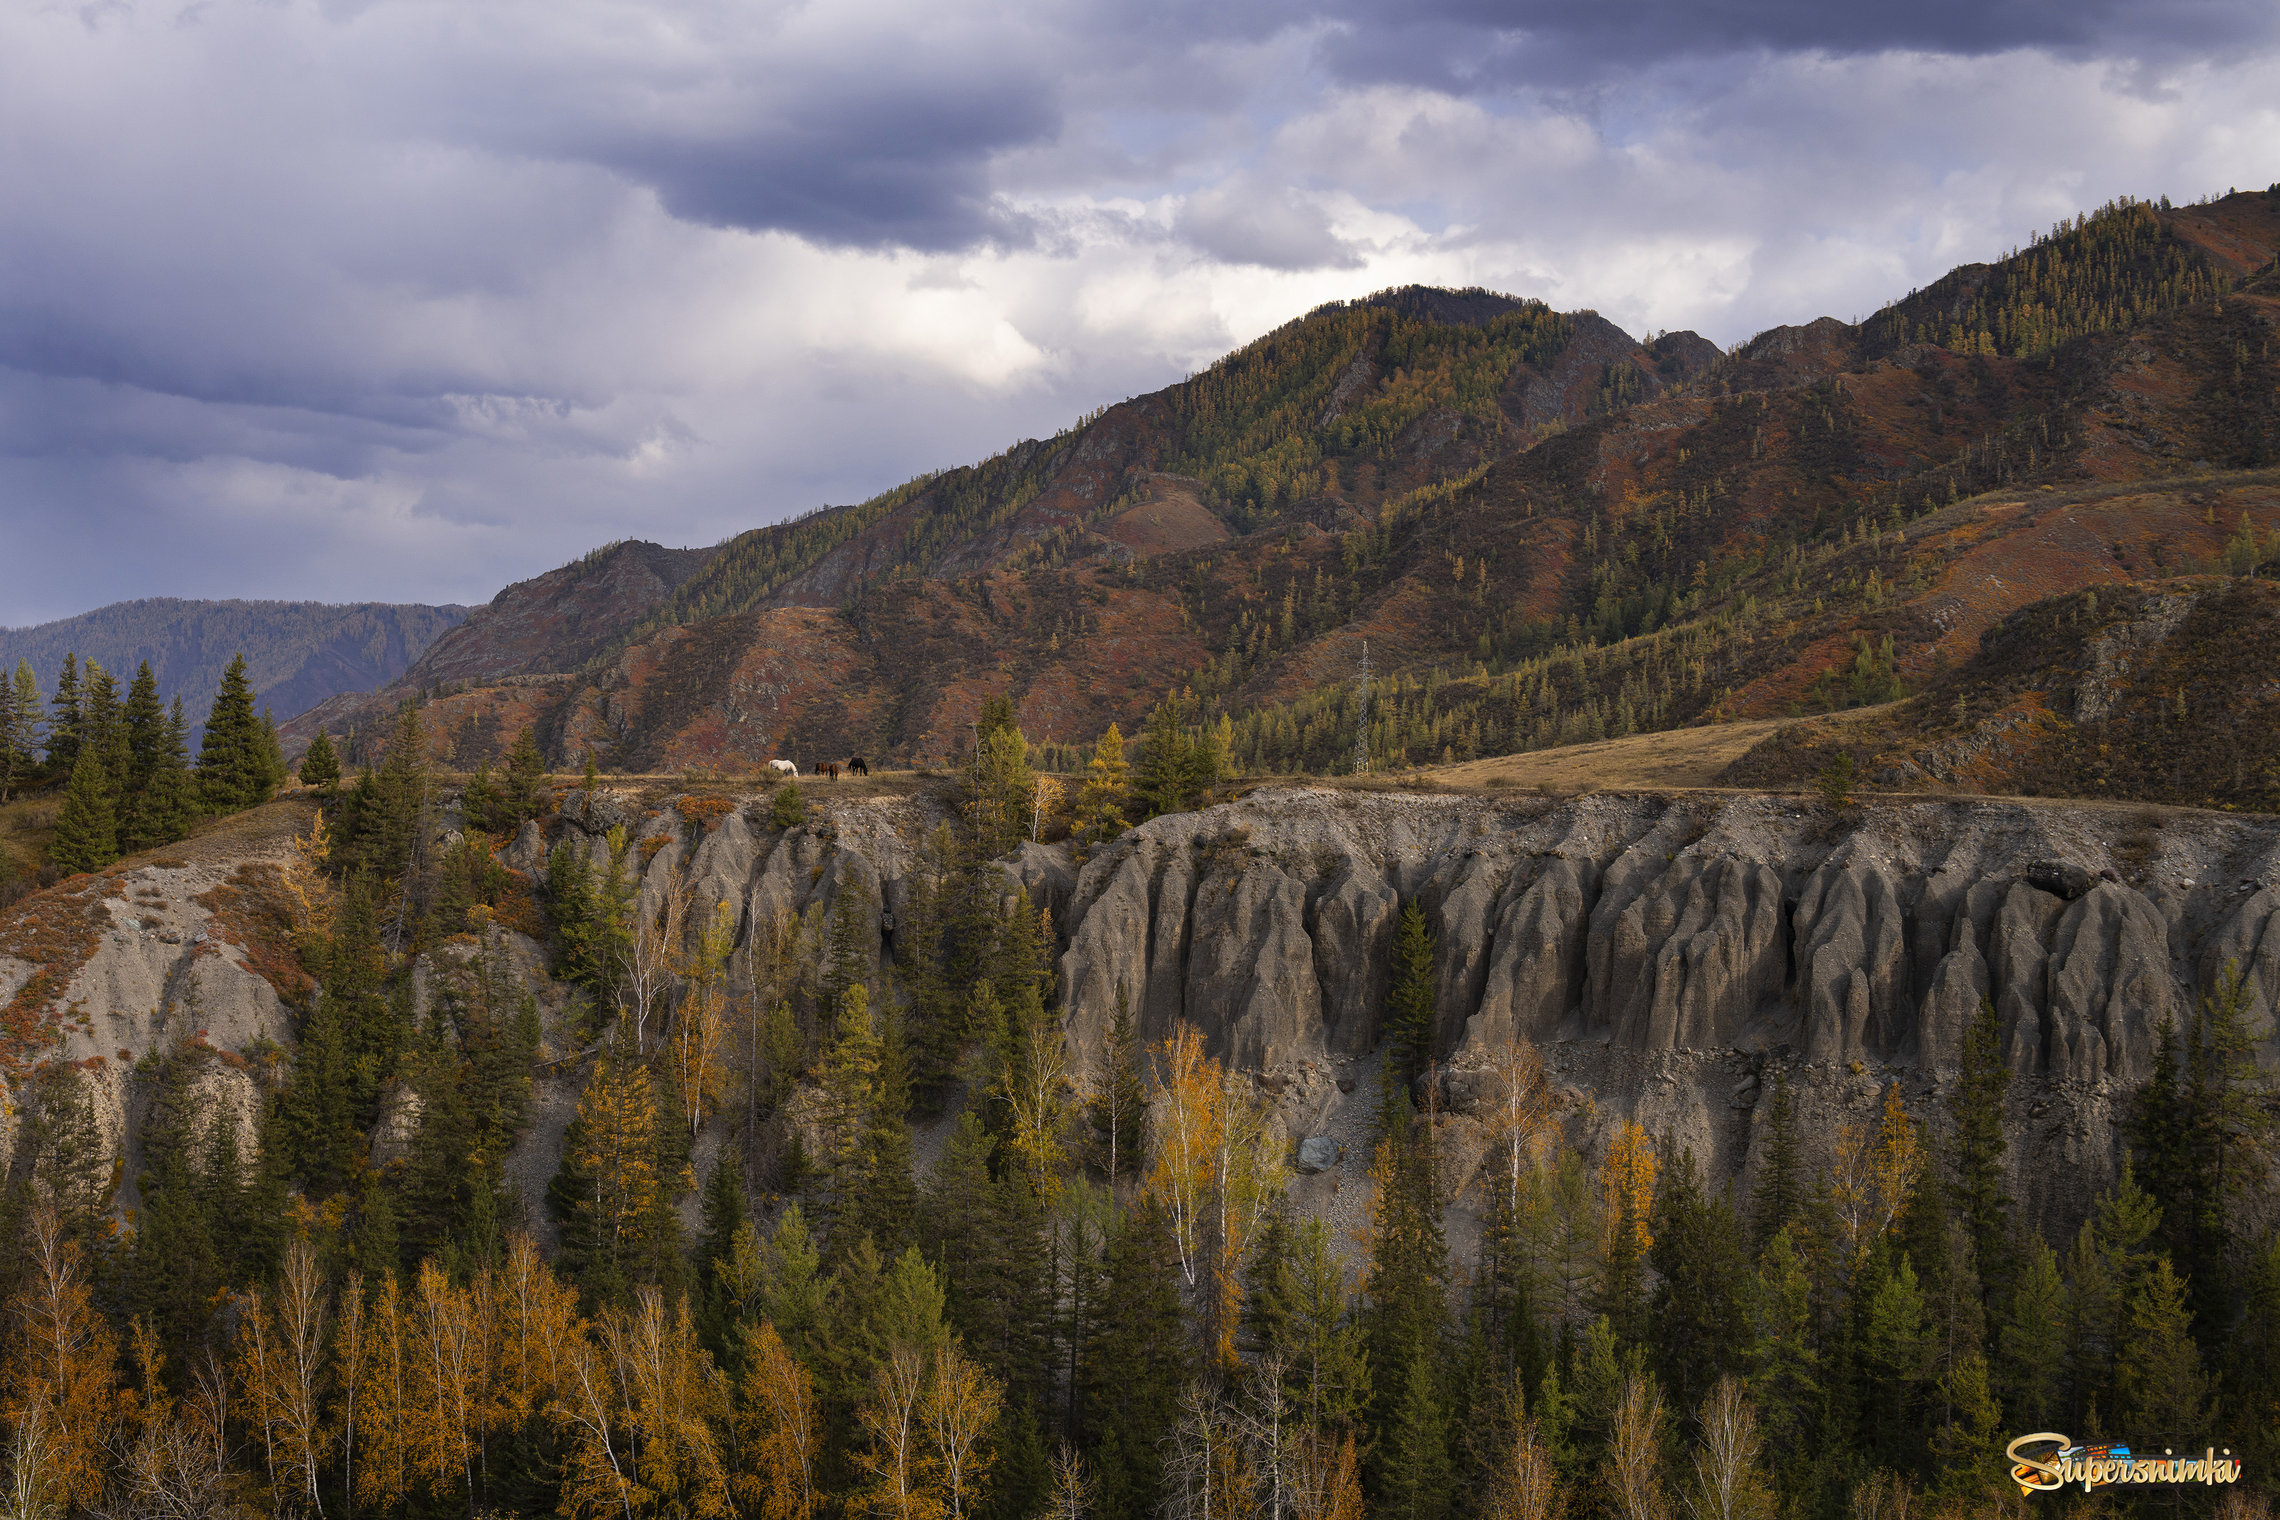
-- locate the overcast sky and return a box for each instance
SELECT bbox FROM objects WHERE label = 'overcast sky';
[3,0,2277,625]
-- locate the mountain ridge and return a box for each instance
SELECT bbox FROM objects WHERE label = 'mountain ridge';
[285,189,2280,803]
[0,596,467,731]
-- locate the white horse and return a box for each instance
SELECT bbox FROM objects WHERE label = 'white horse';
[768,758,798,776]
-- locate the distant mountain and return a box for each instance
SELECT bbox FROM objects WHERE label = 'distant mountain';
[294,189,2280,800]
[0,598,468,730]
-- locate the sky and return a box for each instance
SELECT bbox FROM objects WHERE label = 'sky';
[3,0,2278,626]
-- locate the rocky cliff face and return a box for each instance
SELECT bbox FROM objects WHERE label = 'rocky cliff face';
[8,785,2277,1247]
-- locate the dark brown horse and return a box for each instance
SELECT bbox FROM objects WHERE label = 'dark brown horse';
[847,755,869,777]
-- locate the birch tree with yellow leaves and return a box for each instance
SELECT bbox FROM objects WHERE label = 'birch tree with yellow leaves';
[735,1321,820,1520]
[1832,1082,1922,1260]
[674,899,738,1144]
[1,1206,119,1515]
[857,1345,938,1520]
[923,1346,1002,1520]
[234,1237,333,1519]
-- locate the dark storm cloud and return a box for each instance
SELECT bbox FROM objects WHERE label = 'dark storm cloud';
[1312,0,2280,86]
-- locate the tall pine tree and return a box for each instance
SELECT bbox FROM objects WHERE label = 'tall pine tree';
[195,653,276,813]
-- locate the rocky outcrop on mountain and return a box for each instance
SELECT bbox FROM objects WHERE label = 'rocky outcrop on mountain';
[1042,788,2279,1231]
[8,781,2279,1244]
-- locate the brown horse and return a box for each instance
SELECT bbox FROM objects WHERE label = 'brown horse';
[817,761,840,781]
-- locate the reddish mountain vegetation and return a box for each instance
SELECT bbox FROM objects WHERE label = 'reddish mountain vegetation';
[287,190,2280,801]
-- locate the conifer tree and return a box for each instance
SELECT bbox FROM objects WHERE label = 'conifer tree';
[1996,1238,2068,1429]
[346,703,431,885]
[195,653,274,813]
[1088,986,1147,1182]
[1646,1149,1753,1417]
[1071,724,1130,858]
[49,746,119,875]
[1751,1070,1802,1251]
[821,875,878,1021]
[549,1034,667,1303]
[1378,1341,1455,1520]
[1132,696,1194,821]
[1750,1227,1819,1474]
[1364,1112,1450,1503]
[78,660,125,806]
[1383,900,1438,1094]
[501,724,548,821]
[46,651,81,777]
[0,659,39,801]
[1949,999,2014,1307]
[1080,1199,1192,1520]
[298,728,341,792]
[121,662,164,794]
[2115,1256,2208,1441]
[697,1158,751,1365]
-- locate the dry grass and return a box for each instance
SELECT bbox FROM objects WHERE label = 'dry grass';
[1402,717,1816,793]
[0,792,60,884]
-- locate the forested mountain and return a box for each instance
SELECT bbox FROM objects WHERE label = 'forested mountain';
[291,190,2280,807]
[0,597,466,730]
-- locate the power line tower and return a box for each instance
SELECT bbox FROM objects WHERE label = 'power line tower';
[1352,639,1372,776]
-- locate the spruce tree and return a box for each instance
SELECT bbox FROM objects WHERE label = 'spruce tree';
[257,707,289,796]
[345,702,431,884]
[49,745,119,874]
[79,660,126,806]
[1996,1237,2068,1429]
[195,653,272,813]
[1384,899,1438,1093]
[2177,961,2274,1340]
[0,660,39,802]
[1380,1340,1457,1520]
[121,661,163,794]
[116,664,169,852]
[1647,1148,1754,1416]
[1364,1112,1451,1501]
[696,1157,750,1365]
[821,873,877,1020]
[297,728,342,792]
[46,651,81,777]
[501,724,547,821]
[139,698,201,845]
[1752,1069,1803,1250]
[2115,1256,2208,1442]
[1080,1199,1193,1520]
[1950,998,2014,1306]
[1132,696,1194,820]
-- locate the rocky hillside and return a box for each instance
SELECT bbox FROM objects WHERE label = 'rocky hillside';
[0,596,466,728]
[7,781,2275,1249]
[275,193,2280,793]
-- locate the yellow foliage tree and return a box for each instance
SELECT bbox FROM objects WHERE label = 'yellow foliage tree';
[233,1238,333,1519]
[735,1321,820,1520]
[1145,1023,1222,1289]
[857,1345,940,1520]
[1,1206,119,1514]
[570,1042,666,1283]
[1833,1082,1922,1258]
[1070,725,1130,861]
[1600,1119,1658,1258]
[923,1346,1003,1520]
[673,899,738,1143]
[602,1288,734,1520]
